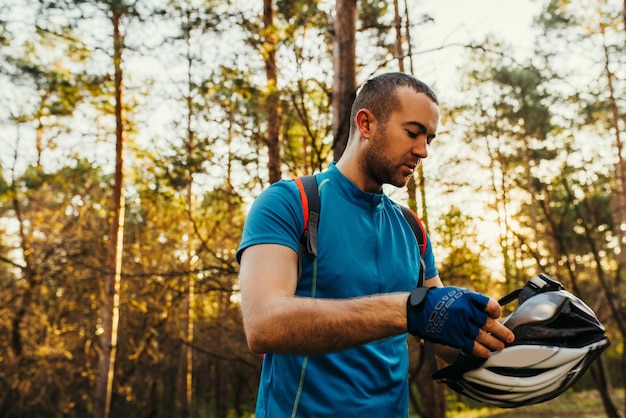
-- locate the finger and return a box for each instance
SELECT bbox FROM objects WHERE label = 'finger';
[475,327,506,352]
[483,297,503,319]
[471,339,492,358]
[483,317,516,345]
[471,328,509,358]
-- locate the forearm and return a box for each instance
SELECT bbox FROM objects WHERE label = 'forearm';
[243,292,409,355]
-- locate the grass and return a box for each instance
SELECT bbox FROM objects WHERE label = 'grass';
[446,389,625,418]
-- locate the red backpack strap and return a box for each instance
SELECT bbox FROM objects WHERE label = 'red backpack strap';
[400,206,427,256]
[294,177,310,236]
[400,206,427,287]
[293,175,320,257]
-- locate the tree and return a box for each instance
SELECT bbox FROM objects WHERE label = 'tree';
[534,2,625,414]
[0,3,110,413]
[445,1,624,414]
[262,0,282,183]
[332,0,356,161]
[534,164,621,418]
[389,1,445,415]
[31,2,139,415]
[436,206,493,293]
[156,0,227,415]
[452,46,558,291]
[0,160,113,415]
[86,3,137,416]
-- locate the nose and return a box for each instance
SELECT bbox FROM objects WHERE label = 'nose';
[412,136,428,159]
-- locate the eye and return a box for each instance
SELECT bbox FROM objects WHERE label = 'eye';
[407,130,419,139]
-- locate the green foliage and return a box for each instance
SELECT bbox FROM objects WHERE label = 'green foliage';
[0,158,111,415]
[0,166,8,197]
[276,0,326,27]
[435,206,494,294]
[359,0,390,30]
[490,64,554,140]
[281,77,334,175]
[6,35,91,117]
[535,0,576,33]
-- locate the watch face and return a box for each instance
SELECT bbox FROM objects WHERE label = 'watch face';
[409,287,430,308]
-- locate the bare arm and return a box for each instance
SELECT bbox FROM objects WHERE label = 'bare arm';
[239,244,408,355]
[239,245,514,357]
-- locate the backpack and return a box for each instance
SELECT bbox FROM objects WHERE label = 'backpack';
[294,175,428,287]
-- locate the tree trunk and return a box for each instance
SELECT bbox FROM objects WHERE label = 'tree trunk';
[393,0,418,218]
[176,12,197,416]
[263,0,282,183]
[399,0,439,413]
[392,0,404,72]
[332,0,357,162]
[590,358,620,418]
[94,10,126,418]
[417,358,446,418]
[560,178,624,418]
[393,2,443,414]
[602,33,626,275]
[399,0,428,228]
[601,26,626,418]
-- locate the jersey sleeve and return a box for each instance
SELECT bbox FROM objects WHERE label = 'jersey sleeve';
[236,179,304,263]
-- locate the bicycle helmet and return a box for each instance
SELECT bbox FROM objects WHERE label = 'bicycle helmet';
[428,273,610,408]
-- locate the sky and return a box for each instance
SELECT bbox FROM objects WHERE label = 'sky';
[428,0,541,44]
[410,0,544,98]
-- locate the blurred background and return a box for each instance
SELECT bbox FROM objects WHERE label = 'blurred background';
[0,0,624,417]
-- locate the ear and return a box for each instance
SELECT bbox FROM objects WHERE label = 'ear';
[355,109,375,139]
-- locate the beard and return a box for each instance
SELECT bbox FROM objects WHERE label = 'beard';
[360,130,413,189]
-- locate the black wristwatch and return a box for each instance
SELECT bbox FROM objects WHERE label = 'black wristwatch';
[408,287,430,310]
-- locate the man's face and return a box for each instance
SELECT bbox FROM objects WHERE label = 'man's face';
[362,87,440,189]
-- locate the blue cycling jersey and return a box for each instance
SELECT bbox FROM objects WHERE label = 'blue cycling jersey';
[237,163,438,418]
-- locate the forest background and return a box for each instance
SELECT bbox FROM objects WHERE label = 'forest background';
[0,0,625,417]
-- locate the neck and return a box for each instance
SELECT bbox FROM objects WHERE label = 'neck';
[335,144,382,193]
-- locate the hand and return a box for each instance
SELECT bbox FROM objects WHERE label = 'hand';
[407,287,514,357]
[471,297,515,357]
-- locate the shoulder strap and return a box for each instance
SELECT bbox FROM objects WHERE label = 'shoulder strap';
[294,175,320,257]
[399,206,426,256]
[400,206,427,288]
[294,176,427,284]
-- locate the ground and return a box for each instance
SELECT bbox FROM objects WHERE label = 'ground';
[445,389,624,418]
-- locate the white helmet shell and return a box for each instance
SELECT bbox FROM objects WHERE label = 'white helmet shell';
[430,274,609,408]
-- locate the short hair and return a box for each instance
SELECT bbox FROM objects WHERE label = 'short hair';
[349,72,438,132]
